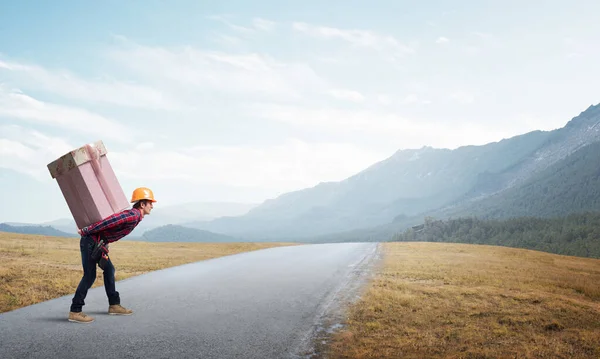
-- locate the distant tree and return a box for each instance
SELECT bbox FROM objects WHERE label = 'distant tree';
[391,211,600,259]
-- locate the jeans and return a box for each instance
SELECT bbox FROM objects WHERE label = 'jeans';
[70,235,120,312]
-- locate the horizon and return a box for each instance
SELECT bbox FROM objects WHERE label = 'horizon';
[2,0,599,223]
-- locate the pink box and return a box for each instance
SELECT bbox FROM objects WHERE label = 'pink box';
[47,140,130,229]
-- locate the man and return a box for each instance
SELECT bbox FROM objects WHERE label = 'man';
[68,187,156,324]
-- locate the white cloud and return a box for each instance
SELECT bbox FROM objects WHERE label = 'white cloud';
[248,104,519,149]
[109,140,384,192]
[449,91,475,104]
[252,18,276,31]
[472,32,493,40]
[250,104,428,135]
[0,59,183,110]
[292,22,415,59]
[210,34,243,46]
[207,15,256,34]
[328,89,365,102]
[401,94,420,104]
[0,87,131,143]
[436,37,450,44]
[106,39,329,102]
[135,142,155,151]
[208,15,277,33]
[0,125,75,179]
[377,94,392,105]
[0,124,387,197]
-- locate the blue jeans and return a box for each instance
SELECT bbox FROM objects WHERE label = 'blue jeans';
[70,235,120,312]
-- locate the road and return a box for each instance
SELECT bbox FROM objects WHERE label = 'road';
[0,242,380,359]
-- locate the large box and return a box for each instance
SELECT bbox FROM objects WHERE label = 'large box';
[47,140,130,229]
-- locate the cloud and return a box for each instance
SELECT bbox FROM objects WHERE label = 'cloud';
[0,124,386,198]
[252,18,276,31]
[0,87,132,143]
[208,15,277,33]
[210,34,243,46]
[0,59,184,110]
[377,94,392,105]
[0,125,75,179]
[250,104,426,135]
[108,140,384,192]
[401,94,431,105]
[207,15,256,34]
[562,37,597,59]
[436,37,450,44]
[472,32,493,40]
[106,38,329,103]
[449,91,475,104]
[368,94,432,106]
[328,89,365,102]
[248,104,517,149]
[292,22,415,59]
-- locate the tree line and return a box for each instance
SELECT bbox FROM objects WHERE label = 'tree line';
[391,211,600,258]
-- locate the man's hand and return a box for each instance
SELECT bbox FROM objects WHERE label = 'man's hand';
[77,228,83,236]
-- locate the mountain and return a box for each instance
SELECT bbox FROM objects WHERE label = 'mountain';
[40,218,79,235]
[182,103,600,241]
[129,201,257,236]
[0,223,77,237]
[318,137,600,244]
[141,224,241,242]
[4,201,257,239]
[2,219,79,235]
[436,140,600,219]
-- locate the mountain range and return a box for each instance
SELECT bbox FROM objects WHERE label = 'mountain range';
[3,103,600,244]
[180,103,600,242]
[1,202,256,240]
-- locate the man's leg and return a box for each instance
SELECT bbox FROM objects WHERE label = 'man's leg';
[69,236,97,323]
[104,256,133,315]
[102,256,120,306]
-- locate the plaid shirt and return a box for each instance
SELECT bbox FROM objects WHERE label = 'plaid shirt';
[81,208,143,244]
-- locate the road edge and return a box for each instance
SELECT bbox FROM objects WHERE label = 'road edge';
[290,242,383,359]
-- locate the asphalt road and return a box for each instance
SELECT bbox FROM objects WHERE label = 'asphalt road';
[0,242,380,359]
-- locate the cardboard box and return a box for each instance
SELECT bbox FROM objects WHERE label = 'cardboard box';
[47,140,130,229]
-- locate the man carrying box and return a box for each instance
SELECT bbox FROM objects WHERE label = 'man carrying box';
[68,187,157,324]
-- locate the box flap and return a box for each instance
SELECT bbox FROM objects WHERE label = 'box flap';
[47,140,107,178]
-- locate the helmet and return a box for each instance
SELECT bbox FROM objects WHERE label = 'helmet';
[131,187,157,203]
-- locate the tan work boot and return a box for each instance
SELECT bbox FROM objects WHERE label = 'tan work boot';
[68,311,94,323]
[108,304,133,315]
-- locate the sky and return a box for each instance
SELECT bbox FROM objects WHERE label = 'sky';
[1,0,600,223]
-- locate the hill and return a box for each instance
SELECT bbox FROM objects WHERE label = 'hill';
[130,201,257,237]
[0,223,77,237]
[11,202,258,238]
[183,103,600,241]
[426,127,600,220]
[141,224,242,242]
[319,138,600,244]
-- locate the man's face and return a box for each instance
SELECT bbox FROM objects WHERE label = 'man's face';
[140,201,153,215]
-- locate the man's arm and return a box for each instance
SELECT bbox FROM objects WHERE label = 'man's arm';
[81,210,139,235]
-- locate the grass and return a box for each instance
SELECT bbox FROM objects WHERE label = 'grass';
[0,231,297,314]
[325,242,600,359]
[4,232,600,358]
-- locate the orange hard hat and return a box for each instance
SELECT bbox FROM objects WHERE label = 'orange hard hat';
[131,187,157,203]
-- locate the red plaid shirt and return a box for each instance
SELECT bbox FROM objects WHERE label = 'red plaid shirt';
[81,208,143,244]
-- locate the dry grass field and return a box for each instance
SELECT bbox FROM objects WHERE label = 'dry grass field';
[4,232,600,358]
[0,231,297,314]
[326,242,600,359]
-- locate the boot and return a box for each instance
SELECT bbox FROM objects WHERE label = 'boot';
[68,311,94,323]
[108,304,133,315]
